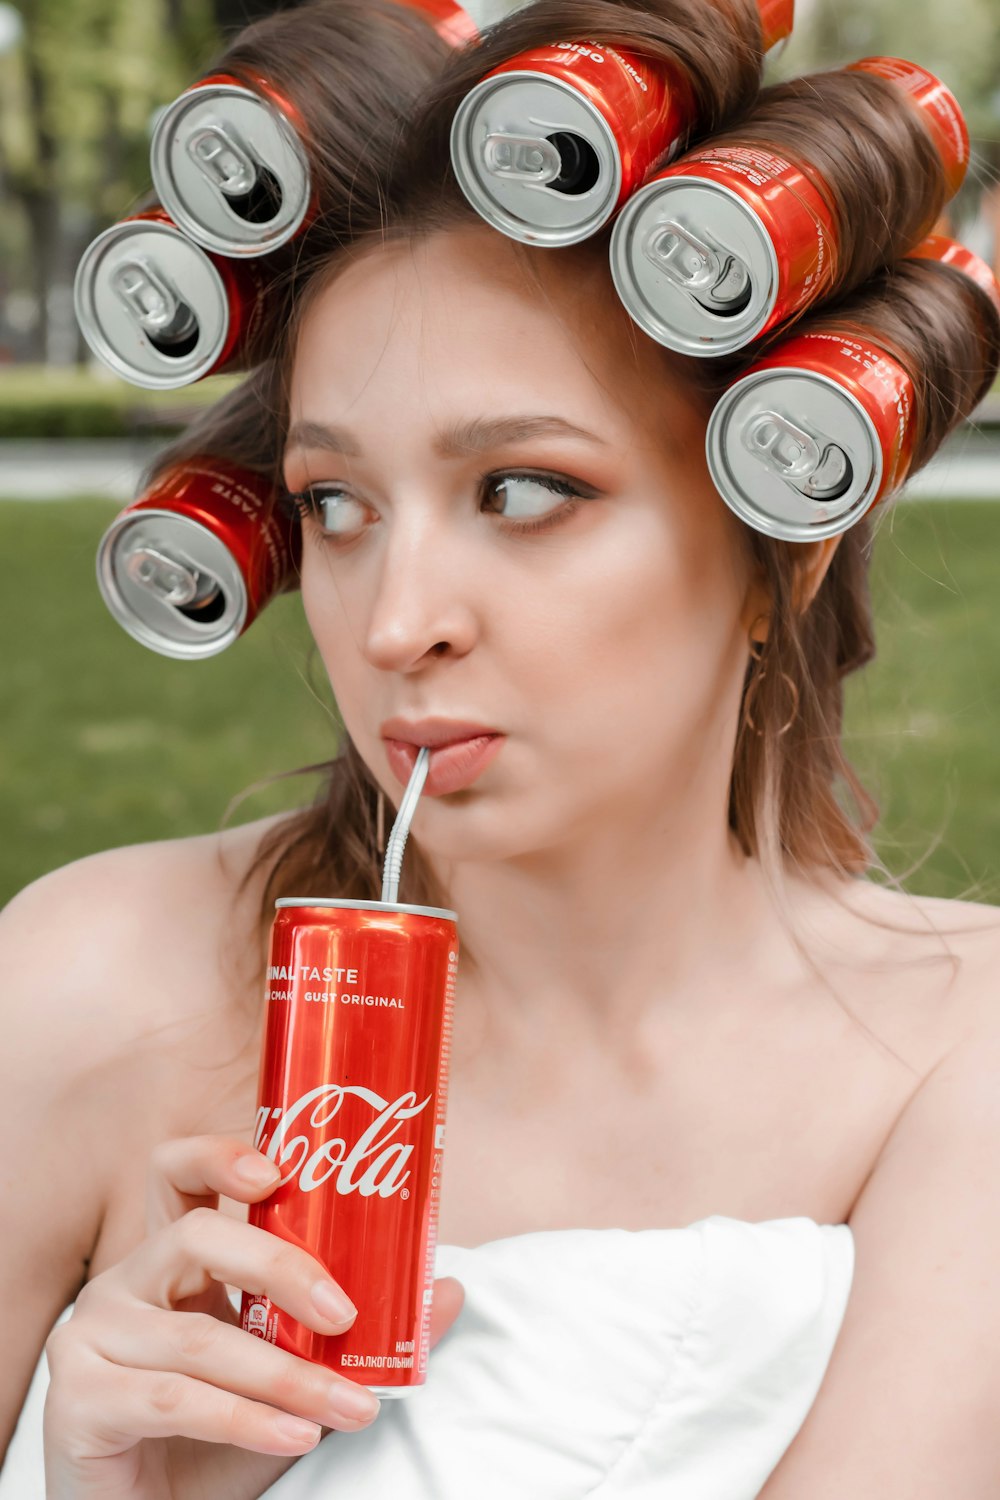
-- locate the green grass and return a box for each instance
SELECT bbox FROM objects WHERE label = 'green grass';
[0,496,998,909]
[0,367,241,438]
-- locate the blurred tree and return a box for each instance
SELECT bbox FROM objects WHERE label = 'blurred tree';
[0,0,220,361]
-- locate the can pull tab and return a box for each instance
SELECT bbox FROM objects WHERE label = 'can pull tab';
[645,221,751,312]
[187,123,258,197]
[110,260,198,345]
[742,411,853,500]
[482,132,562,184]
[124,544,204,606]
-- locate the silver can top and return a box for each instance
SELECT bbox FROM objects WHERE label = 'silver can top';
[610,177,779,356]
[74,218,231,389]
[706,368,884,541]
[450,72,622,246]
[150,80,311,258]
[96,507,250,657]
[275,898,459,921]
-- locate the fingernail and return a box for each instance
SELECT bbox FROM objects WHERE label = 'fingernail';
[332,1382,381,1422]
[234,1154,280,1185]
[311,1279,358,1327]
[272,1414,321,1447]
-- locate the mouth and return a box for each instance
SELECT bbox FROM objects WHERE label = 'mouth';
[384,734,506,796]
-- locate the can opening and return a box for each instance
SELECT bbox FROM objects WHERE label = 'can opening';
[174,585,227,624]
[221,162,284,225]
[147,312,201,359]
[545,132,601,196]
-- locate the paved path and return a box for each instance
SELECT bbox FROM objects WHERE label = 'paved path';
[0,432,997,502]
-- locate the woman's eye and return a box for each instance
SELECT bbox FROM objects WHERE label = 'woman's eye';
[290,487,370,536]
[286,470,592,541]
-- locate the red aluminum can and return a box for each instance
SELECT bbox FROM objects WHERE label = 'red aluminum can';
[906,234,1000,321]
[96,459,301,659]
[241,899,459,1400]
[450,37,697,245]
[150,70,316,258]
[610,142,838,355]
[847,57,969,201]
[706,326,917,540]
[73,207,268,388]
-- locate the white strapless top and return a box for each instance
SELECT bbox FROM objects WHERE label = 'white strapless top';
[1,1216,854,1500]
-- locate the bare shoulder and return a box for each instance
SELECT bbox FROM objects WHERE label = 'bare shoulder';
[827,877,1000,1056]
[2,811,291,1041]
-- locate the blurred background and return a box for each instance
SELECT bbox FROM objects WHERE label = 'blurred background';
[0,0,999,909]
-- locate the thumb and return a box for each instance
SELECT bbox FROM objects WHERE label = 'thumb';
[429,1276,465,1347]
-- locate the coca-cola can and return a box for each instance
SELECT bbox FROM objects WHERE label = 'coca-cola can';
[906,234,1000,320]
[150,70,314,258]
[241,899,459,1400]
[847,57,969,202]
[609,143,837,356]
[449,39,697,245]
[96,459,301,658]
[705,328,917,540]
[74,208,268,388]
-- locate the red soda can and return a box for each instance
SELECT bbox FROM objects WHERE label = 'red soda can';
[449,38,698,245]
[96,459,301,658]
[241,899,459,1400]
[150,70,315,259]
[705,327,917,540]
[847,57,969,202]
[610,142,838,356]
[73,207,268,388]
[906,234,1000,320]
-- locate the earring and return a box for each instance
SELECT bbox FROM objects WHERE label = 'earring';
[743,636,800,737]
[376,789,386,851]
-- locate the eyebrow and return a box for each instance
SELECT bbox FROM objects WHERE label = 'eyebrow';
[284,414,609,461]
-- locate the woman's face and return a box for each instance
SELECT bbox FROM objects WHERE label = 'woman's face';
[283,224,762,863]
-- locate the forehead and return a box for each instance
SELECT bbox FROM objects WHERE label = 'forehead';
[288,226,695,436]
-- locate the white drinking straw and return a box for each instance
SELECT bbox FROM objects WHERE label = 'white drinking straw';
[381,745,431,904]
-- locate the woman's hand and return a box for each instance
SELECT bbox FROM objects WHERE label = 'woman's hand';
[42,1134,465,1500]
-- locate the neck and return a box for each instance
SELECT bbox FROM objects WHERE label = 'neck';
[434,803,818,1060]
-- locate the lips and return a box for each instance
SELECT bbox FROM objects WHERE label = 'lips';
[384,733,505,796]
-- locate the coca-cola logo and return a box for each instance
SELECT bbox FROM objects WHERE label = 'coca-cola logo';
[253,1084,432,1197]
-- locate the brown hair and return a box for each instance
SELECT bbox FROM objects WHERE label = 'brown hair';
[148,0,1000,1057]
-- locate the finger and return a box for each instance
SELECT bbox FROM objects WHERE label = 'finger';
[91,1306,381,1431]
[118,1208,360,1332]
[146,1137,281,1237]
[50,1362,331,1460]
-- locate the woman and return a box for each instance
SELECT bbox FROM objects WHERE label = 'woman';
[4,0,1000,1496]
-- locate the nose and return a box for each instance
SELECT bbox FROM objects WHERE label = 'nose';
[361,505,479,673]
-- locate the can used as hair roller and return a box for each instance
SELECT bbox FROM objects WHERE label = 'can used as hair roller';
[449,38,699,246]
[150,69,315,258]
[96,459,301,658]
[609,141,838,356]
[705,328,918,541]
[847,57,969,201]
[241,751,459,1400]
[905,234,1000,320]
[73,208,268,388]
[609,54,968,358]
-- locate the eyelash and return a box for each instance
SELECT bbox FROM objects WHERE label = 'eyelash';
[282,471,590,541]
